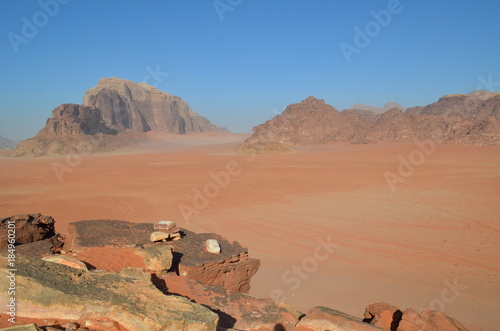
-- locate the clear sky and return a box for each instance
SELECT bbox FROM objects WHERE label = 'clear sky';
[1,0,499,140]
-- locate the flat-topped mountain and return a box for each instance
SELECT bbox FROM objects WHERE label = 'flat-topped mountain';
[13,78,227,156]
[240,91,500,153]
[83,77,228,134]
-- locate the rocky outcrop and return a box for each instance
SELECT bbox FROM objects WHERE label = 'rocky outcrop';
[239,96,372,153]
[0,134,16,150]
[240,91,500,153]
[0,254,219,330]
[1,214,470,331]
[159,274,299,330]
[83,77,227,134]
[65,219,260,294]
[0,213,57,249]
[40,103,116,136]
[406,90,500,120]
[363,302,467,331]
[13,78,227,156]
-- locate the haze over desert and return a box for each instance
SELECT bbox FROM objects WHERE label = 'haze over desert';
[1,132,498,330]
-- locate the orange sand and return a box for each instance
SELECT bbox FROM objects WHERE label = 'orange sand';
[0,132,498,330]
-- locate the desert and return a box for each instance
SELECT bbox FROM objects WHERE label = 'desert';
[1,131,498,330]
[2,2,500,330]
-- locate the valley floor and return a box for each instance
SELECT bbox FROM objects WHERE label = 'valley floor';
[0,132,498,330]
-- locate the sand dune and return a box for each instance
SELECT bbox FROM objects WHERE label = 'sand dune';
[0,132,498,330]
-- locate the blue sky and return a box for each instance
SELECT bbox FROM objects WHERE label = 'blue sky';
[1,0,499,140]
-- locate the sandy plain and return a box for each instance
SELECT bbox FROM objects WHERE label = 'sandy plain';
[0,132,498,330]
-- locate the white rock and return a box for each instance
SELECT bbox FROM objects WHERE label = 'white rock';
[205,239,221,254]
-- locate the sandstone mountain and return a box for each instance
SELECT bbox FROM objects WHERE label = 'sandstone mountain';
[346,101,405,113]
[13,78,227,156]
[83,77,228,134]
[0,134,16,150]
[239,91,500,153]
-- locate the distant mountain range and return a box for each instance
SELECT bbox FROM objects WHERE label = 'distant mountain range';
[239,90,500,153]
[0,135,16,150]
[12,79,500,157]
[13,78,228,156]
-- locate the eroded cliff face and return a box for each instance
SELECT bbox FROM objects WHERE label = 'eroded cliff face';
[83,77,226,134]
[40,103,116,136]
[240,91,500,153]
[13,78,227,156]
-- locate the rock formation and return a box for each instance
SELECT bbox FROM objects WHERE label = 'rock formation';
[0,254,218,330]
[344,101,405,118]
[240,91,500,153]
[13,78,227,156]
[83,77,227,134]
[64,219,261,294]
[0,213,58,249]
[363,302,467,331]
[0,214,469,331]
[0,134,16,150]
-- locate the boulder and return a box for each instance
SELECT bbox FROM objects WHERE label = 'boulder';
[363,302,402,330]
[134,244,173,273]
[0,253,219,331]
[397,308,467,331]
[171,230,260,293]
[159,274,299,330]
[294,306,382,331]
[154,220,177,231]
[0,213,57,249]
[205,239,221,254]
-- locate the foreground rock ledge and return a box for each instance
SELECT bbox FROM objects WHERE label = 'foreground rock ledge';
[0,254,218,331]
[65,219,260,293]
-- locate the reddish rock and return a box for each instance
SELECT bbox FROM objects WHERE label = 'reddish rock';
[0,213,57,249]
[363,302,402,330]
[294,306,382,331]
[397,308,467,331]
[171,230,260,293]
[240,91,500,153]
[159,274,298,330]
[65,220,260,293]
[64,219,154,252]
[16,235,64,257]
[83,77,227,134]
